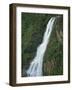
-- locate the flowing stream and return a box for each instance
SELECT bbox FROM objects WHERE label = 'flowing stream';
[26,17,56,76]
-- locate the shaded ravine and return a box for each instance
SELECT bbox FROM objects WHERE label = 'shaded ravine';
[26,17,56,76]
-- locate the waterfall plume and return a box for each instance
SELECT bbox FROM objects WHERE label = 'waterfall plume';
[26,17,56,77]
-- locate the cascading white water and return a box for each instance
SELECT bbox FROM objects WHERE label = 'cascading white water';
[26,17,56,76]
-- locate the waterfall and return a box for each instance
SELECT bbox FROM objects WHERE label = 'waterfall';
[26,17,56,77]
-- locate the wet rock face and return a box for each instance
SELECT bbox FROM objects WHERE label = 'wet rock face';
[43,15,63,76]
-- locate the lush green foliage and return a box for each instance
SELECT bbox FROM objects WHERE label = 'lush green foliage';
[21,13,63,77]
